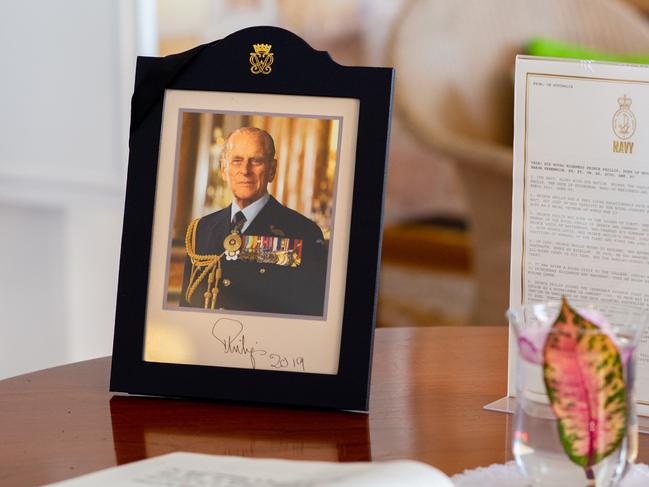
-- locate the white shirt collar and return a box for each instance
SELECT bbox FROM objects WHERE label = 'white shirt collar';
[230,193,270,233]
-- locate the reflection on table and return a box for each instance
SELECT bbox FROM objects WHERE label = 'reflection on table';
[6,327,644,486]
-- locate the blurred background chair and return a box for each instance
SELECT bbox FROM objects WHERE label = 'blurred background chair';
[387,0,649,325]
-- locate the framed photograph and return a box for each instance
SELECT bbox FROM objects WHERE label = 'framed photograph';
[110,26,393,411]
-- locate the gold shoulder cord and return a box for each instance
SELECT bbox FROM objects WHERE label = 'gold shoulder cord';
[184,219,222,309]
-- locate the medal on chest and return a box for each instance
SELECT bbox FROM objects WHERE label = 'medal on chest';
[223,231,242,260]
[222,233,303,267]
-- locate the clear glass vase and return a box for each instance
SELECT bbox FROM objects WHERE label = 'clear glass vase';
[507,301,648,487]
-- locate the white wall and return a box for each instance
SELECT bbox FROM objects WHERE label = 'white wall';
[0,205,68,377]
[0,0,155,378]
[1,1,124,186]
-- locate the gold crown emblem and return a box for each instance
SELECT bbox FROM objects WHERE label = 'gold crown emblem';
[618,94,632,108]
[253,43,272,55]
[250,43,274,75]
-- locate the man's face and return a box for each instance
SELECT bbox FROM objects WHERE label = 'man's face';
[221,131,276,209]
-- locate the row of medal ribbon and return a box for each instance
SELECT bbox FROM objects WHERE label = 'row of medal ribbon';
[225,234,304,267]
[242,235,304,257]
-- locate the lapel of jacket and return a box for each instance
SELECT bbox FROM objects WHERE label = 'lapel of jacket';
[203,205,231,254]
[242,196,280,236]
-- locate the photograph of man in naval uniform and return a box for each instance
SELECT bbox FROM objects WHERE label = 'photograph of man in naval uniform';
[179,127,328,316]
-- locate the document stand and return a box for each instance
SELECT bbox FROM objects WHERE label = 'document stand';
[484,397,649,435]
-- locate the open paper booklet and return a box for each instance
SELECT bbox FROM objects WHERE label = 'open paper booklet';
[46,452,453,487]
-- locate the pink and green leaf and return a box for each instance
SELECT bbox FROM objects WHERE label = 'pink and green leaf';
[543,298,627,468]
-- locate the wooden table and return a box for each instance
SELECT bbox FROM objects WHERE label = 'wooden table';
[1,327,647,486]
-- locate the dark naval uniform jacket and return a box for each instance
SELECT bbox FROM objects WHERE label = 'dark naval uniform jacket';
[180,196,327,316]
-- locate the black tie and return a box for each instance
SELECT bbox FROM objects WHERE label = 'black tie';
[231,211,246,233]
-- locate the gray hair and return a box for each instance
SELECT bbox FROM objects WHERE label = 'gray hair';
[221,127,276,162]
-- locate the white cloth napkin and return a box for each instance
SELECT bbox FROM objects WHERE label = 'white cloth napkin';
[451,461,649,487]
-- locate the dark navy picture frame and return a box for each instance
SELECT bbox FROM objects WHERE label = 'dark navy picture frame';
[110,26,393,411]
